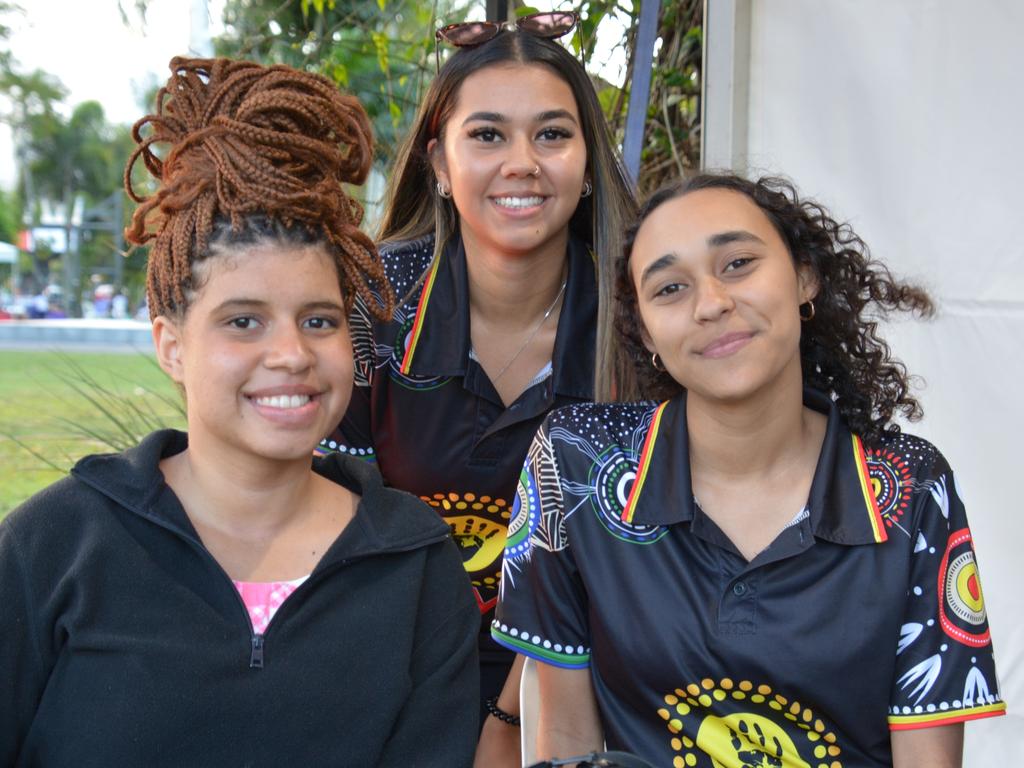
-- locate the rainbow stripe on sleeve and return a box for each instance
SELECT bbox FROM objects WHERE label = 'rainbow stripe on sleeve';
[888,701,1005,730]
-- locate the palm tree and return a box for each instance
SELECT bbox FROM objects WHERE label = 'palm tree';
[23,101,114,315]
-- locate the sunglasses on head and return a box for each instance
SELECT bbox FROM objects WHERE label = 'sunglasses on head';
[434,11,582,72]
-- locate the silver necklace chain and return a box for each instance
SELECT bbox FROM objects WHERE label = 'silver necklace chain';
[490,278,568,384]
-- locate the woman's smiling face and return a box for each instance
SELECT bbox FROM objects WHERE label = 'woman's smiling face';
[430,62,588,259]
[630,188,817,405]
[154,242,354,464]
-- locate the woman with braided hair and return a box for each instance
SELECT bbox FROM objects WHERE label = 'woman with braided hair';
[0,57,478,766]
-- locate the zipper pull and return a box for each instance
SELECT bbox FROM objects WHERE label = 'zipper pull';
[249,634,265,669]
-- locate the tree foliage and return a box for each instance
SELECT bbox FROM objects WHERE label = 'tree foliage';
[215,0,470,166]
[579,0,702,196]
[1,0,140,310]
[0,188,21,244]
[213,0,703,194]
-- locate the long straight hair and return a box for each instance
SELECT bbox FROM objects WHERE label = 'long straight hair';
[379,31,637,401]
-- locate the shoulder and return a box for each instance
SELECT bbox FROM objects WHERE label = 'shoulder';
[544,400,661,441]
[533,401,663,477]
[315,451,452,546]
[864,430,966,534]
[317,453,474,617]
[0,474,108,569]
[867,429,950,485]
[3,473,86,529]
[349,235,436,331]
[3,431,180,549]
[377,234,436,304]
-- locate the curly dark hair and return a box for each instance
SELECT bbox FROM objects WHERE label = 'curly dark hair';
[125,56,393,322]
[614,173,935,445]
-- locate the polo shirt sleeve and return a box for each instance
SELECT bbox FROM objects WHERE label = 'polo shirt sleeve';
[888,449,1006,730]
[329,294,376,459]
[492,417,592,669]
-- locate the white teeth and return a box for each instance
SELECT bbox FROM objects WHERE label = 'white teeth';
[253,394,311,409]
[494,196,544,209]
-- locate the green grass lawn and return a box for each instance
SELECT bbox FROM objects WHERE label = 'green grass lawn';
[0,350,186,518]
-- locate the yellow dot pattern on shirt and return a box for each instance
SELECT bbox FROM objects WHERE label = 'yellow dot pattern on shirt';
[658,678,842,768]
[423,492,512,520]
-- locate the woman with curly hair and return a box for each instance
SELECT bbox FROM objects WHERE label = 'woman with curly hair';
[493,173,1005,767]
[0,57,478,766]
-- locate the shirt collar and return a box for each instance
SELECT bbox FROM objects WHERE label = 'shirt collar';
[398,234,597,400]
[623,389,888,546]
[398,236,470,377]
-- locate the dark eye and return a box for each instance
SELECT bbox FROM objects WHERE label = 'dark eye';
[654,282,686,298]
[469,127,501,143]
[724,257,754,272]
[538,126,572,141]
[228,316,256,330]
[303,316,338,330]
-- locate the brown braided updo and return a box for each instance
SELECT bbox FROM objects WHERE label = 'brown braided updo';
[125,56,393,321]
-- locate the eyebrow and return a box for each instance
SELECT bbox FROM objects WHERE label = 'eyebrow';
[463,111,504,125]
[462,109,579,126]
[537,109,579,125]
[707,230,766,248]
[212,299,344,313]
[639,253,678,288]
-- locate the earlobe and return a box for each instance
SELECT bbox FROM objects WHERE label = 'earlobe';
[152,316,185,384]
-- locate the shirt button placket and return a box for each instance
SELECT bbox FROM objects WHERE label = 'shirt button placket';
[717,572,758,635]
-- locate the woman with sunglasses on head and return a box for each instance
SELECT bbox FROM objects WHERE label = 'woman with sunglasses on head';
[318,11,636,765]
[494,174,1005,767]
[0,57,480,766]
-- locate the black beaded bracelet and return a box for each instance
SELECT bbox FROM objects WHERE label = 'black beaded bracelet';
[484,695,521,727]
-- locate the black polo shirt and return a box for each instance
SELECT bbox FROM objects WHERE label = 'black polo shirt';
[493,391,1004,767]
[319,233,596,658]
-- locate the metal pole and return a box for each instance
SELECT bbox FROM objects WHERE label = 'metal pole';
[622,0,661,184]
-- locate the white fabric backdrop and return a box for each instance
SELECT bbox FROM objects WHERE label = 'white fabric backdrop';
[743,2,1023,764]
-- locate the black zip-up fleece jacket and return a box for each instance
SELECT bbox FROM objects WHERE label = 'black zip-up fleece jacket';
[0,430,479,767]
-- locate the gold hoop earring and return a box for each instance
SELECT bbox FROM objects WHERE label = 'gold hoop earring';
[651,352,665,371]
[799,300,815,321]
[581,181,592,199]
[436,182,452,199]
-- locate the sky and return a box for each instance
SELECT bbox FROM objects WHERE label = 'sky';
[1,0,225,187]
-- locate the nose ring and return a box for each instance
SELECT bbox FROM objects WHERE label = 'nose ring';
[529,165,540,177]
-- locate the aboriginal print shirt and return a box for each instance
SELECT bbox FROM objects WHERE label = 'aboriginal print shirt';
[493,390,1005,768]
[319,233,596,650]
